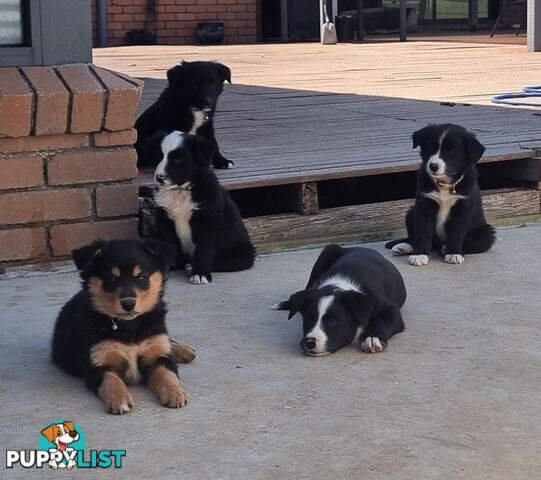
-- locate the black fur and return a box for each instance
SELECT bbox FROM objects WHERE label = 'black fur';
[135,60,233,169]
[52,238,185,413]
[150,131,255,283]
[386,124,496,261]
[275,245,406,356]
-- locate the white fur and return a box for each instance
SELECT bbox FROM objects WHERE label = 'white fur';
[155,131,185,187]
[155,186,198,258]
[424,188,465,240]
[391,242,413,256]
[190,274,210,285]
[409,254,429,266]
[361,337,384,353]
[444,253,465,264]
[318,274,362,293]
[426,154,446,177]
[305,295,333,355]
[189,108,209,134]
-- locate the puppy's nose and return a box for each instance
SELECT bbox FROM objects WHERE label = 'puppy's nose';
[429,162,439,172]
[155,173,165,184]
[120,298,136,312]
[304,337,316,350]
[69,431,77,439]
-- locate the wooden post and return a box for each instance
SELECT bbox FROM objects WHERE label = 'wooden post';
[280,0,288,42]
[528,0,541,52]
[468,0,478,32]
[295,182,319,215]
[356,0,364,41]
[399,0,407,42]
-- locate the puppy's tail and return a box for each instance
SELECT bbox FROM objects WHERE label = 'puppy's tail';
[271,301,289,311]
[463,224,496,254]
[385,238,410,249]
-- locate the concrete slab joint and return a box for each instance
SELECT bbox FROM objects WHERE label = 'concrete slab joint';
[0,64,143,268]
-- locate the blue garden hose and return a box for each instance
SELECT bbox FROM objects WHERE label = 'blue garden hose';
[491,85,541,106]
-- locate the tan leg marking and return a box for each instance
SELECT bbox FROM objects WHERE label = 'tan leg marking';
[98,371,134,415]
[138,334,172,363]
[147,365,188,408]
[170,339,196,364]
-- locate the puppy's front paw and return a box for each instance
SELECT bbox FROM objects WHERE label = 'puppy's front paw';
[409,254,429,266]
[444,253,465,264]
[391,242,413,256]
[104,390,134,415]
[170,340,196,363]
[184,263,193,274]
[213,155,234,169]
[360,337,386,353]
[190,273,212,285]
[158,384,188,408]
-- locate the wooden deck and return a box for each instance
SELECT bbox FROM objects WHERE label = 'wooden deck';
[94,40,541,248]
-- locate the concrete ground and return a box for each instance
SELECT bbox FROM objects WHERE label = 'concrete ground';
[1,224,541,479]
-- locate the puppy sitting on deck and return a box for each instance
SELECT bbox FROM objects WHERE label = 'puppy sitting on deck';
[52,238,195,414]
[274,245,406,356]
[149,131,255,285]
[386,123,495,266]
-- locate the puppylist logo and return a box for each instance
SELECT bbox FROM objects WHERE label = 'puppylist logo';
[6,421,126,470]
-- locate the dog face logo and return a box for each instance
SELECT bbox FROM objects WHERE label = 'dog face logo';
[41,422,79,452]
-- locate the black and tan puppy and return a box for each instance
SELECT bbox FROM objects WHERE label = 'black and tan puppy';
[52,238,196,414]
[135,60,233,169]
[386,124,495,266]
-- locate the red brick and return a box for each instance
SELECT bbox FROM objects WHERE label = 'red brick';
[48,148,137,185]
[56,64,105,133]
[93,129,137,147]
[21,67,69,136]
[0,67,33,137]
[0,227,47,261]
[0,133,89,153]
[0,189,92,225]
[91,67,142,131]
[112,13,134,21]
[50,218,139,256]
[0,156,44,190]
[95,183,138,217]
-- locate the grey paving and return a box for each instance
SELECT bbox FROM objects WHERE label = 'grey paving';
[1,224,541,479]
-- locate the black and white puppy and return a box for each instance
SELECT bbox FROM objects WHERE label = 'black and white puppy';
[274,245,406,356]
[150,131,255,284]
[135,60,233,170]
[386,123,495,266]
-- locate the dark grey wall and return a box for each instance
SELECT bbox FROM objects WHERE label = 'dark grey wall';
[0,0,92,66]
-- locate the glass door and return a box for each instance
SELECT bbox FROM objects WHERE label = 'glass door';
[419,0,489,21]
[0,0,25,45]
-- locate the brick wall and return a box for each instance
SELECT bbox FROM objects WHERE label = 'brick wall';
[0,65,143,269]
[91,0,259,47]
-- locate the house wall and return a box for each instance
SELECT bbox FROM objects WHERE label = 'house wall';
[91,0,259,47]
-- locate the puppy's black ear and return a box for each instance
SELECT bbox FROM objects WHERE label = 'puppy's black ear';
[143,239,176,272]
[167,63,187,86]
[340,291,374,326]
[412,125,434,149]
[287,288,316,319]
[138,131,166,168]
[464,133,485,164]
[192,136,215,165]
[215,63,231,83]
[72,240,106,271]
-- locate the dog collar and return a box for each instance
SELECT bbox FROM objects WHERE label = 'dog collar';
[431,174,464,194]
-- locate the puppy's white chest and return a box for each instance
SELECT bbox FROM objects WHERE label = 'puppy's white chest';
[189,109,208,134]
[156,188,198,257]
[424,189,465,240]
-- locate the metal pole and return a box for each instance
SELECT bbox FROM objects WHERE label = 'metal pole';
[280,0,288,42]
[468,0,478,32]
[527,0,541,51]
[399,0,407,41]
[357,0,364,40]
[97,0,108,48]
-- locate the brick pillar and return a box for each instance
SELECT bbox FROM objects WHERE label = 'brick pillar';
[0,64,143,269]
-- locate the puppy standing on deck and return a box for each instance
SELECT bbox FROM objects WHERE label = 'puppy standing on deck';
[52,239,196,414]
[386,124,496,266]
[135,60,233,170]
[150,131,255,284]
[274,245,406,356]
